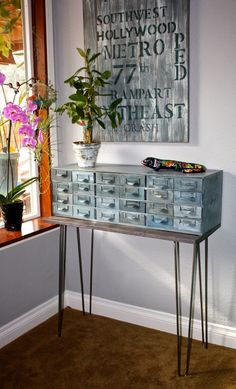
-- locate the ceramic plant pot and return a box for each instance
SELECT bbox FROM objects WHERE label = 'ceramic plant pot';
[1,201,23,231]
[0,152,19,196]
[72,142,100,168]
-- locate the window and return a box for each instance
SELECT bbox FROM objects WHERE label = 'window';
[0,0,52,223]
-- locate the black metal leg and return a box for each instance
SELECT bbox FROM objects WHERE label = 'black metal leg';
[58,225,67,337]
[185,242,198,376]
[197,244,205,345]
[76,227,85,315]
[174,241,182,376]
[205,238,208,348]
[89,229,94,314]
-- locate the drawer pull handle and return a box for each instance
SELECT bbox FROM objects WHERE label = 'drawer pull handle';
[127,214,139,221]
[77,210,90,217]
[179,219,196,227]
[102,214,115,221]
[160,208,168,214]
[57,187,68,193]
[56,173,67,178]
[127,180,140,186]
[102,178,114,184]
[126,201,140,209]
[129,191,139,197]
[57,199,68,204]
[103,203,115,208]
[57,207,68,212]
[154,193,166,199]
[180,206,194,214]
[78,178,89,183]
[78,199,90,204]
[102,188,115,194]
[153,217,168,225]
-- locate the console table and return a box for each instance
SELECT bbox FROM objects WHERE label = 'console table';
[45,215,220,376]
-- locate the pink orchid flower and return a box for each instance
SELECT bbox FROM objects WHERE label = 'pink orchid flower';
[2,103,28,123]
[26,99,38,113]
[22,137,37,149]
[18,124,35,137]
[38,130,44,143]
[0,72,6,85]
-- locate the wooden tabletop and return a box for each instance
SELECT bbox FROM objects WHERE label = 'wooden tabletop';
[44,216,220,244]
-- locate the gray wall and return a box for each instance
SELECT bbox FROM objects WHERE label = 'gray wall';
[53,0,236,328]
[1,0,236,331]
[0,229,59,326]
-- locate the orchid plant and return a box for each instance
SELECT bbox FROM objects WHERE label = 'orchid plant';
[0,70,56,204]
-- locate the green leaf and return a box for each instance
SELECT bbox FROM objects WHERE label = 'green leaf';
[109,98,122,110]
[101,71,111,80]
[0,194,7,204]
[89,53,101,63]
[77,48,86,58]
[96,118,106,129]
[69,93,86,102]
[5,177,39,203]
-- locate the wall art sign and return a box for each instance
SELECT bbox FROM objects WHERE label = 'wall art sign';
[83,0,189,142]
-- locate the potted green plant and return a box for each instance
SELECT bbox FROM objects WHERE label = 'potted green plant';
[0,71,56,230]
[56,48,122,167]
[0,177,38,230]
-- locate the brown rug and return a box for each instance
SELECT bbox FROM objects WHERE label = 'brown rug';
[0,308,235,388]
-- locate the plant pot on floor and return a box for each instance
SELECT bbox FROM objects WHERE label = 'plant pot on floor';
[1,201,23,231]
[72,142,100,168]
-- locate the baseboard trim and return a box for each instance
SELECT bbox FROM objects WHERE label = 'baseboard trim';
[1,292,235,350]
[65,290,236,349]
[0,296,58,349]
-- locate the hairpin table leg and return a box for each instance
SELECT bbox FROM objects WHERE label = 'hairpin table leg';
[58,224,67,337]
[76,227,85,315]
[89,229,94,314]
[174,241,182,376]
[185,242,198,375]
[197,244,205,345]
[205,238,208,348]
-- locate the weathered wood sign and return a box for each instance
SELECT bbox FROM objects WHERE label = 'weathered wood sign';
[83,0,189,142]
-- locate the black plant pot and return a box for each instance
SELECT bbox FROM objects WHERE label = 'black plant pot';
[1,201,24,231]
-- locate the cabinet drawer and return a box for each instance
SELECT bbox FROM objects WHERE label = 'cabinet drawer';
[174,191,202,205]
[174,205,202,219]
[147,189,173,203]
[53,182,72,194]
[73,206,95,219]
[120,175,145,187]
[147,203,174,216]
[96,173,119,185]
[120,211,145,226]
[120,199,145,213]
[53,193,72,205]
[72,182,95,194]
[72,171,94,183]
[147,176,173,190]
[174,178,202,192]
[120,186,145,200]
[174,218,201,233]
[96,209,119,223]
[147,215,173,229]
[53,203,72,217]
[96,197,119,210]
[96,184,119,197]
[52,169,71,182]
[73,194,95,206]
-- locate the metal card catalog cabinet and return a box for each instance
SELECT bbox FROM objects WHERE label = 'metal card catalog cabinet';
[52,164,223,235]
